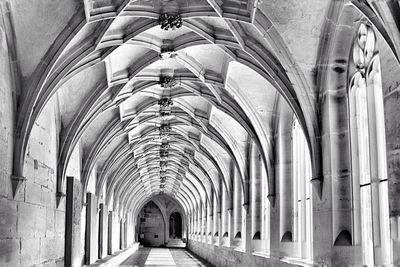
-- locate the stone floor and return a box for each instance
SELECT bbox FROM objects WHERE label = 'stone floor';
[119,247,213,267]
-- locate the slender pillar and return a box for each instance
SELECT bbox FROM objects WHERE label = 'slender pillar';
[197,206,201,239]
[207,193,214,243]
[251,147,262,238]
[233,166,243,246]
[85,193,98,264]
[120,219,125,249]
[366,70,391,265]
[277,122,293,242]
[222,184,231,246]
[98,203,108,259]
[107,211,113,255]
[65,176,82,267]
[123,218,128,249]
[202,201,207,241]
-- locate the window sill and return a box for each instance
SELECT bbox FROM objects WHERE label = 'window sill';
[252,251,270,259]
[280,256,313,267]
[233,247,245,253]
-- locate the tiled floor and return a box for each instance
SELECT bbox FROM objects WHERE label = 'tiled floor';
[119,247,212,267]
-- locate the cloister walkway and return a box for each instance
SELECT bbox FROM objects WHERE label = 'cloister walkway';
[119,248,213,267]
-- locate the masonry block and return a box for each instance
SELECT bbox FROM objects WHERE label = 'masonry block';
[25,181,42,205]
[20,237,40,266]
[17,202,39,238]
[0,238,19,266]
[0,197,17,238]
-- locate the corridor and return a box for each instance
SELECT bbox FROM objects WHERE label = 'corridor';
[2,0,400,266]
[119,248,212,267]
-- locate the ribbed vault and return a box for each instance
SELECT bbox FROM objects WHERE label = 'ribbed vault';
[11,0,322,221]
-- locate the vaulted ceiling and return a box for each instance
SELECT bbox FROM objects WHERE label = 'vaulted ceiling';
[9,0,333,215]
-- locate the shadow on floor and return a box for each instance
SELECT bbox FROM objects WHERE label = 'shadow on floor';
[119,247,213,267]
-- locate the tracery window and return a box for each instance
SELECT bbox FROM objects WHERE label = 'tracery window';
[292,119,312,260]
[349,23,391,266]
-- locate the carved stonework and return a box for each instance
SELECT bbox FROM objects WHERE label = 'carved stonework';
[159,76,177,88]
[160,143,170,150]
[11,175,26,198]
[160,151,169,158]
[160,161,168,168]
[158,98,173,108]
[159,14,183,31]
[56,191,67,208]
[160,47,177,60]
[159,125,171,132]
[159,110,172,120]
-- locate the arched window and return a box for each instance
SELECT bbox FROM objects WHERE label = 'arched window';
[292,119,312,260]
[349,23,391,266]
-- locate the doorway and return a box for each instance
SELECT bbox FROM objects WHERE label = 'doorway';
[169,212,182,239]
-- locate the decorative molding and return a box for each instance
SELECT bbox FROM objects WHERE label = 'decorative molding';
[159,151,169,158]
[160,156,168,162]
[160,161,168,168]
[311,178,323,199]
[158,14,183,31]
[10,175,26,198]
[159,125,172,139]
[242,203,249,214]
[160,47,177,60]
[159,76,177,88]
[267,194,276,207]
[160,143,170,150]
[56,191,67,208]
[159,110,172,119]
[158,98,173,108]
[159,125,171,133]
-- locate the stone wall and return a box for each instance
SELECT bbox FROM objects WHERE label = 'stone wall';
[0,94,66,266]
[0,11,78,263]
[187,240,299,267]
[0,4,17,264]
[138,201,166,247]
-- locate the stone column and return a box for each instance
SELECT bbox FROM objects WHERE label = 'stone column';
[98,203,108,259]
[189,211,193,238]
[249,145,263,252]
[107,211,113,255]
[316,23,356,265]
[124,219,128,248]
[366,67,391,265]
[202,201,207,241]
[222,183,231,246]
[233,166,243,246]
[65,176,82,267]
[276,121,293,243]
[381,46,400,265]
[198,203,202,241]
[120,219,124,249]
[214,179,222,245]
[207,193,213,243]
[85,193,98,264]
